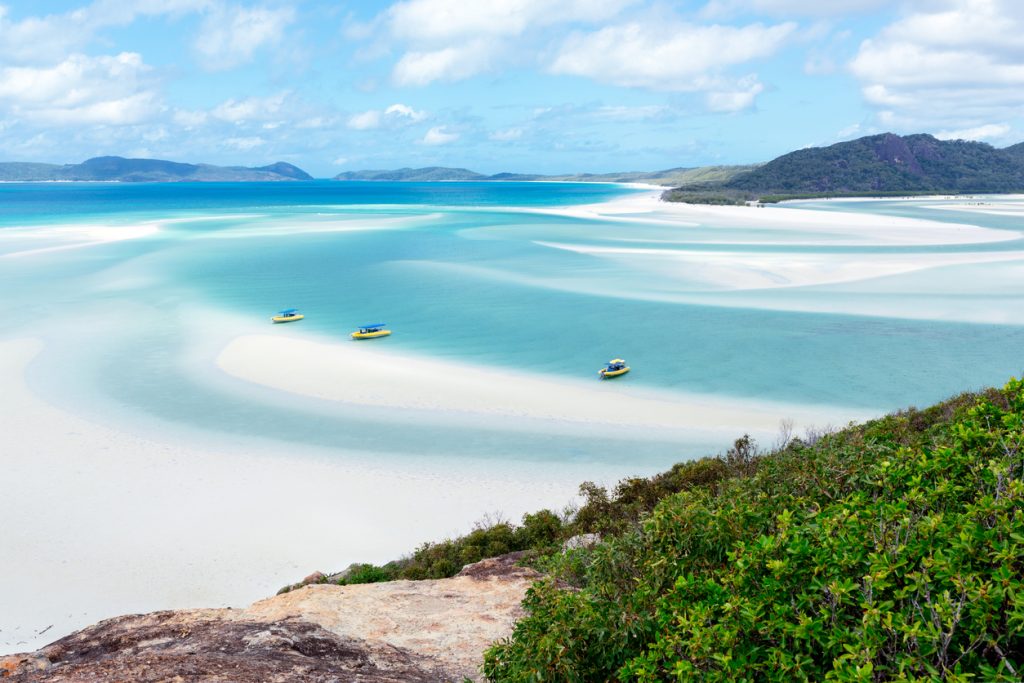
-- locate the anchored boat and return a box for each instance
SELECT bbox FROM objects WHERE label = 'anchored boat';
[272,308,304,323]
[352,323,391,340]
[599,358,630,379]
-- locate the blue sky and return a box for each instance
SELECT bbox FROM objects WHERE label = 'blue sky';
[0,0,1021,176]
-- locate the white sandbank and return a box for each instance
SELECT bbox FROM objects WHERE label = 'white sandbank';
[217,333,863,434]
[0,223,160,258]
[538,191,1016,247]
[536,241,1024,291]
[0,338,607,653]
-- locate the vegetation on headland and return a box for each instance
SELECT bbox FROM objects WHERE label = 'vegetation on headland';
[483,381,1024,681]
[286,379,1024,680]
[664,132,1024,205]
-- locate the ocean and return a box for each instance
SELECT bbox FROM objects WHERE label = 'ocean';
[3,182,1024,650]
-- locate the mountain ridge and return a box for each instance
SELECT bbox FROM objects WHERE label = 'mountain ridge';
[0,156,313,182]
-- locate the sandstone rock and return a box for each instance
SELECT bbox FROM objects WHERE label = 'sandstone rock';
[301,571,327,585]
[3,552,539,682]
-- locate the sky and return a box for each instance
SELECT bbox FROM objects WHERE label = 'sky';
[0,0,1022,176]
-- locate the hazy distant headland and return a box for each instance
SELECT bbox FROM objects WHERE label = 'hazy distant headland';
[6,133,1024,203]
[331,164,759,186]
[0,156,313,182]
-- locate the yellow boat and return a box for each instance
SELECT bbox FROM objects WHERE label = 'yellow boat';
[352,323,391,340]
[599,358,630,379]
[272,308,304,323]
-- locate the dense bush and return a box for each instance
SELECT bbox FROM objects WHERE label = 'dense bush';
[483,381,1024,681]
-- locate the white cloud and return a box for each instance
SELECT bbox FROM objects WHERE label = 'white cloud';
[174,109,209,128]
[392,41,494,86]
[212,92,289,123]
[387,0,637,42]
[836,122,862,139]
[936,123,1012,141]
[421,125,458,145]
[701,0,890,19]
[849,0,1024,132]
[0,0,211,64]
[550,20,795,91]
[332,156,349,165]
[224,135,265,150]
[347,103,428,129]
[544,19,792,110]
[705,77,764,112]
[297,116,336,129]
[0,52,161,125]
[384,103,427,122]
[592,105,669,121]
[490,127,524,141]
[194,4,295,70]
[384,0,638,85]
[347,109,382,130]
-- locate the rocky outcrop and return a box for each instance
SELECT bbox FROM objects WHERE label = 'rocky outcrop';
[1,554,540,682]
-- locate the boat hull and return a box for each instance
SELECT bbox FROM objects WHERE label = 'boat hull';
[599,366,630,378]
[351,329,391,339]
[271,314,304,323]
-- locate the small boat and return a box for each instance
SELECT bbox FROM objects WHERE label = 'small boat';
[352,323,391,339]
[599,358,630,379]
[272,308,304,323]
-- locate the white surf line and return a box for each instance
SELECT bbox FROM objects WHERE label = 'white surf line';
[190,212,445,239]
[534,241,1024,291]
[0,223,161,258]
[217,334,869,434]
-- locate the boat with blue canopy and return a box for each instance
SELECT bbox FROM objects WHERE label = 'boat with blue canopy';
[352,323,391,339]
[271,308,304,323]
[599,358,630,378]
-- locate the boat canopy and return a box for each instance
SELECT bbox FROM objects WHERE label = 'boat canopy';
[359,323,386,329]
[609,358,625,364]
[279,308,300,315]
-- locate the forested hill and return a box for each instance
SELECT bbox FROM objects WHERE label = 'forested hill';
[0,156,313,182]
[727,133,1024,194]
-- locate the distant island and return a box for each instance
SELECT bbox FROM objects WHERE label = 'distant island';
[0,156,313,182]
[331,165,759,186]
[6,133,1024,202]
[664,133,1024,204]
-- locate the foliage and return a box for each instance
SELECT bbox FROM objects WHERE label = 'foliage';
[663,133,1024,205]
[320,511,568,587]
[336,563,392,585]
[483,381,1024,682]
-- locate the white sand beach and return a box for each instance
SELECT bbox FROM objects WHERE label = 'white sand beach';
[217,333,862,434]
[0,338,608,653]
[2,327,867,653]
[544,190,1016,246]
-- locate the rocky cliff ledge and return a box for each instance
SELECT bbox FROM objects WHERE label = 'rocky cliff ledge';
[0,554,538,682]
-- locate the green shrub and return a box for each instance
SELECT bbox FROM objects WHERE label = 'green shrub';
[484,381,1024,681]
[337,563,392,585]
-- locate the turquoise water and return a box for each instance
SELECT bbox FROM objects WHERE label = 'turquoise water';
[3,183,1024,467]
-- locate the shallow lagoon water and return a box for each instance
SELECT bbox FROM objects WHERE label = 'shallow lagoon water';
[3,184,1024,461]
[5,183,1024,652]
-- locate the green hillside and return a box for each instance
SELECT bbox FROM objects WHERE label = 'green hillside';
[285,377,1024,680]
[482,380,1024,681]
[665,133,1024,204]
